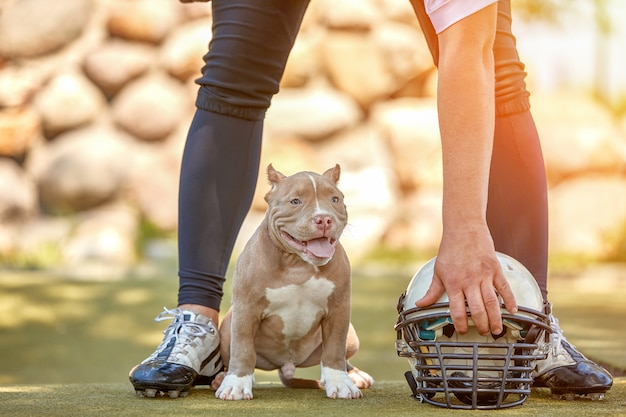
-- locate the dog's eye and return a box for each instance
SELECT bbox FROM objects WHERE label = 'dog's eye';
[290,198,302,205]
[332,196,340,203]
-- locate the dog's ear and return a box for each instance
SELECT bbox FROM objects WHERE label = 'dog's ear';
[322,164,341,184]
[266,164,286,190]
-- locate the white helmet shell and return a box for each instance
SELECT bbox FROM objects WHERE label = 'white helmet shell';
[401,252,545,330]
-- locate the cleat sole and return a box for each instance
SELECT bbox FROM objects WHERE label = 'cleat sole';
[551,391,607,401]
[133,386,191,399]
[552,393,576,401]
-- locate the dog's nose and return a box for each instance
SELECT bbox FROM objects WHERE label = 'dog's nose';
[314,215,332,230]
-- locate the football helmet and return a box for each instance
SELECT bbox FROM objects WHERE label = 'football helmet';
[395,252,552,409]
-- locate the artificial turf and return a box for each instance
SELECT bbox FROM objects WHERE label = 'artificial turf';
[1,262,624,416]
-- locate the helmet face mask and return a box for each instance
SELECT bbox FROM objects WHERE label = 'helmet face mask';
[395,252,552,410]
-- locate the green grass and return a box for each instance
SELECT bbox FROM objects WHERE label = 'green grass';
[1,261,625,416]
[1,381,625,417]
[0,262,413,385]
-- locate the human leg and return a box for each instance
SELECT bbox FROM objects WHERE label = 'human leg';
[129,0,310,397]
[176,110,263,315]
[488,1,611,399]
[410,0,548,292]
[487,0,548,300]
[410,0,612,399]
[488,111,549,299]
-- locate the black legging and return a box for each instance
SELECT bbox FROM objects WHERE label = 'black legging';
[177,0,310,310]
[177,0,549,311]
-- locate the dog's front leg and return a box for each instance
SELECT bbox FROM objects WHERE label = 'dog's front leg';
[215,306,259,400]
[319,303,362,399]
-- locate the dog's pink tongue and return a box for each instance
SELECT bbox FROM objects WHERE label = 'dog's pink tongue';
[307,238,335,258]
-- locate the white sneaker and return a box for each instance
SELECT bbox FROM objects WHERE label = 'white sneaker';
[533,306,613,400]
[129,308,223,398]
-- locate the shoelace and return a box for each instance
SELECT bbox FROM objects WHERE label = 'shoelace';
[547,314,566,357]
[150,307,216,360]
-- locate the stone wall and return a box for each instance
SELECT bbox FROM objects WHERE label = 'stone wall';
[1,0,625,273]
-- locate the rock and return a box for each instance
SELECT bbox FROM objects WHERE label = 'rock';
[106,0,182,44]
[63,203,138,267]
[159,18,212,81]
[0,0,624,269]
[0,215,73,266]
[320,22,434,109]
[29,126,134,214]
[265,86,363,141]
[280,30,323,89]
[179,1,212,20]
[374,0,420,25]
[0,66,42,107]
[371,21,433,84]
[371,97,442,192]
[549,175,626,257]
[532,92,626,183]
[83,40,154,98]
[125,143,181,231]
[316,124,399,260]
[337,164,399,261]
[317,0,378,30]
[321,30,395,108]
[0,0,93,58]
[0,159,37,221]
[33,71,107,138]
[381,186,442,253]
[0,106,41,157]
[112,74,190,142]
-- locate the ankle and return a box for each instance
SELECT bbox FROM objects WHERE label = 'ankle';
[178,304,219,325]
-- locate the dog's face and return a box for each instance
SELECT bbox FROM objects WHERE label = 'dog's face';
[264,164,347,266]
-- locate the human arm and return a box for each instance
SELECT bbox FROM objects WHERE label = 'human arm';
[414,4,518,335]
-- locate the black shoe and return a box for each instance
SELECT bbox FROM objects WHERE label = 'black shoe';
[533,308,613,400]
[129,308,223,398]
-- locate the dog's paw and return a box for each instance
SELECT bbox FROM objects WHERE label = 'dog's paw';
[215,374,254,400]
[348,366,374,389]
[210,371,226,390]
[320,366,362,399]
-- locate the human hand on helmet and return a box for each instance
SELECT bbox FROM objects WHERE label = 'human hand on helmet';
[415,225,518,336]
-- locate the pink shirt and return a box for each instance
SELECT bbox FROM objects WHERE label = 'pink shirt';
[424,0,498,34]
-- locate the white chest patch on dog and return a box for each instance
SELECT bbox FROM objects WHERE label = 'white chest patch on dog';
[263,277,335,345]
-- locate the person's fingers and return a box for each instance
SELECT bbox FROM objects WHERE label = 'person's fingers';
[494,270,518,314]
[414,276,445,308]
[481,281,503,335]
[447,290,470,334]
[415,253,518,337]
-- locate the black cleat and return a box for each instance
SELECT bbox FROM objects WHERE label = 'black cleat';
[533,308,612,401]
[129,308,223,398]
